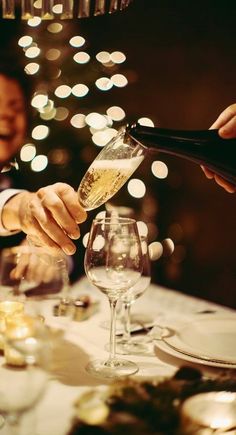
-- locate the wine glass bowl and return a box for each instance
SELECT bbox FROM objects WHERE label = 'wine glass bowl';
[84,217,143,378]
[77,127,146,211]
[122,237,151,303]
[116,236,152,355]
[0,245,69,301]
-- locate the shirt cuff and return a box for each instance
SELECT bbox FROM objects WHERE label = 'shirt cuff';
[0,189,26,236]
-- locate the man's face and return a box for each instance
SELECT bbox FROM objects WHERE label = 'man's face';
[0,74,27,166]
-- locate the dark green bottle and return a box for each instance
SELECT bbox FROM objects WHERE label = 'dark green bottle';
[126,123,236,185]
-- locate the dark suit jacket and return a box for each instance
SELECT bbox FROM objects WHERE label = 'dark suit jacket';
[0,167,26,249]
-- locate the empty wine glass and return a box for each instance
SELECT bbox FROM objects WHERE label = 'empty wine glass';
[116,235,151,355]
[0,245,69,302]
[77,127,146,211]
[84,217,143,378]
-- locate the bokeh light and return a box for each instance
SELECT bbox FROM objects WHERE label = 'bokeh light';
[18,35,33,47]
[47,23,63,33]
[24,62,40,75]
[138,117,155,127]
[38,99,54,114]
[70,114,86,128]
[27,17,42,27]
[71,84,89,97]
[52,3,63,14]
[85,113,107,129]
[96,51,110,63]
[33,0,42,9]
[54,85,71,98]
[110,51,126,64]
[20,144,36,162]
[31,155,48,172]
[31,93,48,109]
[25,46,40,58]
[69,36,85,47]
[111,74,128,87]
[45,48,61,61]
[31,125,49,140]
[73,52,90,64]
[151,161,168,179]
[54,107,69,121]
[106,106,126,121]
[48,148,70,165]
[92,128,117,146]
[127,179,146,198]
[40,108,57,120]
[95,77,113,91]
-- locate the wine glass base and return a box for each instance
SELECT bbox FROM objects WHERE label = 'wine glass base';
[86,358,139,379]
[0,415,4,429]
[100,318,124,331]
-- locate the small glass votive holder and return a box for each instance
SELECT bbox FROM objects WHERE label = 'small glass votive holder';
[0,300,24,350]
[4,314,37,366]
[180,391,236,434]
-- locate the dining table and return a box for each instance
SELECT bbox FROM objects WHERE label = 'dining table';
[1,276,236,435]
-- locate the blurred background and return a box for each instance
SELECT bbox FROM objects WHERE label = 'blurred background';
[1,0,236,308]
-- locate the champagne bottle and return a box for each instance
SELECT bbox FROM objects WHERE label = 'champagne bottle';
[126,123,236,185]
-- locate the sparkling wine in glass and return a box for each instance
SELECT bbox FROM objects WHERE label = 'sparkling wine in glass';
[116,236,151,355]
[84,217,143,378]
[77,127,146,211]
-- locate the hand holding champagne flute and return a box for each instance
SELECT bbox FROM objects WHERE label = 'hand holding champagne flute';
[22,126,145,256]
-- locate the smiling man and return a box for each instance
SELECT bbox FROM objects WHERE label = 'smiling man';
[0,62,86,254]
[0,68,27,169]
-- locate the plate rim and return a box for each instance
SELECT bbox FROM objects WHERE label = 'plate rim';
[160,314,236,366]
[154,339,236,369]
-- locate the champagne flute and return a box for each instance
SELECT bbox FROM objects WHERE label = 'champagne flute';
[116,236,151,355]
[77,127,146,211]
[84,217,143,378]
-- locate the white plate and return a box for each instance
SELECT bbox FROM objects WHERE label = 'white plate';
[157,314,236,367]
[154,338,236,369]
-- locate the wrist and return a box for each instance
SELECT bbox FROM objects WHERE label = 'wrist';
[2,191,31,232]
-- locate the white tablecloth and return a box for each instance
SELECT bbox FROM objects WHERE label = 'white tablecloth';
[3,277,235,435]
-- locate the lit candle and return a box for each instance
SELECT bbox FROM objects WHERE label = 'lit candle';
[0,301,24,350]
[181,391,236,434]
[4,314,36,366]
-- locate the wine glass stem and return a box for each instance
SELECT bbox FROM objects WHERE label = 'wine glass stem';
[0,415,4,429]
[7,413,20,435]
[123,302,132,341]
[58,259,70,300]
[108,298,118,363]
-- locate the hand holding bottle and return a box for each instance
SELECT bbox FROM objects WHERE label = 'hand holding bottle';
[201,104,236,193]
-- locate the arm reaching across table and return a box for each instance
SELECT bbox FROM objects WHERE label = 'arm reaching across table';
[1,182,87,255]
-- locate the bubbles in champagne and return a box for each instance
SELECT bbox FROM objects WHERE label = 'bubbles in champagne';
[78,156,144,210]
